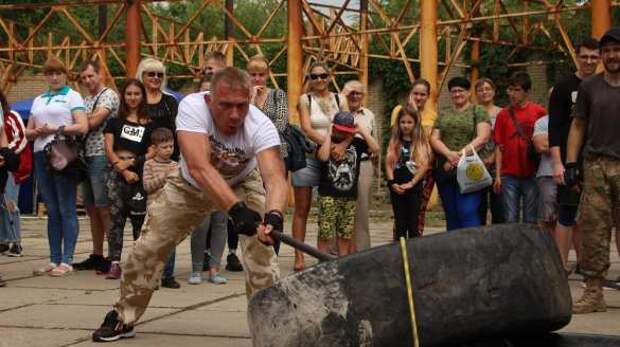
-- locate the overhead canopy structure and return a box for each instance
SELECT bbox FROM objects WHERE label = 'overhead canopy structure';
[0,0,615,123]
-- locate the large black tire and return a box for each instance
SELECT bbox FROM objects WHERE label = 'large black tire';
[463,333,620,346]
[248,224,572,347]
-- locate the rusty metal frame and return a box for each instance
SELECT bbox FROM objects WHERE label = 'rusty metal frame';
[0,0,617,105]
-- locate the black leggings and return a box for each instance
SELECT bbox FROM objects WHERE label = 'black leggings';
[107,172,147,262]
[478,186,505,225]
[390,184,423,240]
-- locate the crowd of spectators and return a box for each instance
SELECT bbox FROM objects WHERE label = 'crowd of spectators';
[0,33,619,318]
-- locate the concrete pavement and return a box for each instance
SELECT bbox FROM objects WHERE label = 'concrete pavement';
[0,217,618,347]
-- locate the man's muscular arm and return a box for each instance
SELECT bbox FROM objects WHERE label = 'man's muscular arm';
[255,147,288,244]
[566,117,586,164]
[178,130,240,210]
[257,146,288,214]
[565,117,586,188]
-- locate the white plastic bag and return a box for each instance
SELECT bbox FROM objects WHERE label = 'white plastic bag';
[457,145,492,194]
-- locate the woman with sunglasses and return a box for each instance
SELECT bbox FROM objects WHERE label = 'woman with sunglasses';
[293,62,347,271]
[27,56,88,277]
[430,77,491,231]
[135,58,180,288]
[103,79,155,280]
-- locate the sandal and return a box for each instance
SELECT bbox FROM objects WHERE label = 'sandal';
[49,263,73,277]
[33,262,57,276]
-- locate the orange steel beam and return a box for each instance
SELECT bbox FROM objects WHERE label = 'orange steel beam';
[287,0,303,126]
[225,0,235,66]
[125,0,141,78]
[591,0,612,39]
[420,0,438,125]
[359,0,369,105]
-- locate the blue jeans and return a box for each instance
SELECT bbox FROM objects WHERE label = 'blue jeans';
[0,173,21,243]
[34,151,80,264]
[162,251,176,280]
[81,155,109,208]
[437,177,482,231]
[501,175,539,224]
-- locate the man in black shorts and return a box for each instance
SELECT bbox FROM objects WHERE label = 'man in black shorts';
[549,38,600,273]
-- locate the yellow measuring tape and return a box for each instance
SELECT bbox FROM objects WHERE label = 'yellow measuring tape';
[399,237,420,347]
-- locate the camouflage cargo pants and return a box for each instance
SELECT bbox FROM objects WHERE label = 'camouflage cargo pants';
[577,155,620,279]
[114,169,279,325]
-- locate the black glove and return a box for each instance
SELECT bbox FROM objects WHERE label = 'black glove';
[263,210,284,234]
[228,201,262,236]
[564,162,579,188]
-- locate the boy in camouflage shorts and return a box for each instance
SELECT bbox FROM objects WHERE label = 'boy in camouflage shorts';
[316,112,379,257]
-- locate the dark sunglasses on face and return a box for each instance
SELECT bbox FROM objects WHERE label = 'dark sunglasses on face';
[310,73,329,80]
[146,71,164,79]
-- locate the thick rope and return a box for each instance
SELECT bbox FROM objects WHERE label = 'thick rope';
[399,237,420,347]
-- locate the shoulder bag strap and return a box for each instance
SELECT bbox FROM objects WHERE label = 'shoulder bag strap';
[82,87,109,145]
[334,93,340,111]
[472,106,477,140]
[508,106,527,139]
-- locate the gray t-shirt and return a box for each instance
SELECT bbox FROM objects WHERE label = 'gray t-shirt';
[574,74,620,159]
[533,116,552,177]
[84,88,119,157]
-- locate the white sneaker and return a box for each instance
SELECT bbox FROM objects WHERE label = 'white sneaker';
[188,272,202,285]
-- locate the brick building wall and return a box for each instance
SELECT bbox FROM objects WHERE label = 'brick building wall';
[5,75,49,104]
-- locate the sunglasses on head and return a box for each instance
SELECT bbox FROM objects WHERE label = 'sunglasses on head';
[146,71,164,79]
[310,73,329,80]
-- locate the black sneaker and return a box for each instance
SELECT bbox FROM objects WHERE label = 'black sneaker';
[92,310,135,342]
[603,279,620,291]
[73,254,99,270]
[96,257,112,274]
[574,264,583,276]
[0,243,8,254]
[161,277,181,289]
[225,253,243,272]
[7,243,22,257]
[202,252,211,272]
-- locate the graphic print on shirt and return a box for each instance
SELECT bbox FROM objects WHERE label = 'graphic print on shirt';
[209,135,251,178]
[328,147,358,192]
[120,124,145,143]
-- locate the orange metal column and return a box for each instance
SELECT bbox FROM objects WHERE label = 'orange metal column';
[125,0,141,78]
[287,0,303,125]
[225,0,235,66]
[360,0,369,104]
[420,0,438,125]
[591,0,612,39]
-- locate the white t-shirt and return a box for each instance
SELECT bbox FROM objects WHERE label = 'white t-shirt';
[30,86,85,152]
[533,115,553,178]
[176,91,281,187]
